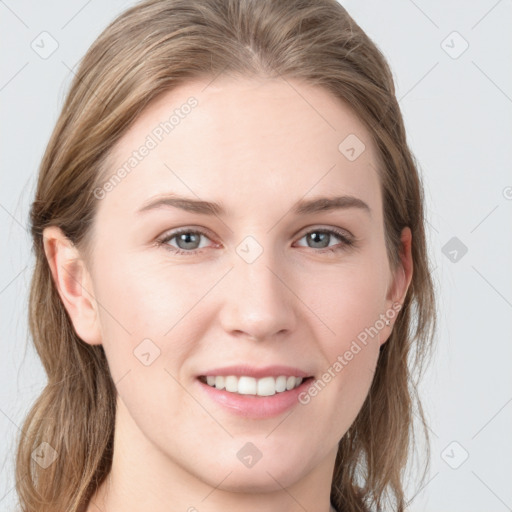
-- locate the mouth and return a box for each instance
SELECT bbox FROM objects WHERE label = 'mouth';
[194,365,315,418]
[197,374,314,397]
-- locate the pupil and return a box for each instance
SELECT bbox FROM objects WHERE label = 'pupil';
[179,232,198,249]
[310,232,328,248]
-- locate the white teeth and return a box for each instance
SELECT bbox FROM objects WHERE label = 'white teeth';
[225,375,238,392]
[237,376,257,395]
[203,375,306,396]
[275,375,287,393]
[214,376,225,390]
[257,376,276,396]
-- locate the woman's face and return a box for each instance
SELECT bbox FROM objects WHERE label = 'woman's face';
[66,76,411,494]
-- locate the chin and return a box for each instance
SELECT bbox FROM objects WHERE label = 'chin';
[192,446,312,493]
[207,463,306,494]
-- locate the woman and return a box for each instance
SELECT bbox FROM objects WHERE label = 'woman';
[15,0,437,511]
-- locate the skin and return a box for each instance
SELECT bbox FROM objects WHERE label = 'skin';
[43,75,412,512]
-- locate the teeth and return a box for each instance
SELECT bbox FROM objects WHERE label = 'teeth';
[225,375,238,392]
[275,375,287,392]
[214,376,225,390]
[203,375,305,396]
[238,376,257,395]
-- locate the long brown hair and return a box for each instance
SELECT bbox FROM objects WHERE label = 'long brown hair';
[16,1,437,510]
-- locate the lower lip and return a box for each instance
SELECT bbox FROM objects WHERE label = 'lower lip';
[196,377,313,419]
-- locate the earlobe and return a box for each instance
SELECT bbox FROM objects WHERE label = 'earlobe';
[42,226,102,346]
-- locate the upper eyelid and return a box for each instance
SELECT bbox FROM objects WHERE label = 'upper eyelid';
[296,225,352,238]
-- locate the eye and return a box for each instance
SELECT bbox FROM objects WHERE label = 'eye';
[156,226,355,256]
[294,227,354,253]
[157,228,214,256]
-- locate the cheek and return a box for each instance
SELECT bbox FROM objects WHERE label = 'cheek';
[91,256,205,430]
[301,261,389,353]
[294,261,386,426]
[91,251,225,391]
[93,250,203,338]
[89,255,173,372]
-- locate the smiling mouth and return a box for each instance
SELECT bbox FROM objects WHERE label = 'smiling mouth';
[197,375,314,397]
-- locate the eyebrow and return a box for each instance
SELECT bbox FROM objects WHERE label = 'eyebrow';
[137,193,371,217]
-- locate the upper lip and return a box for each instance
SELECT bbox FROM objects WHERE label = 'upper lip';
[198,365,312,379]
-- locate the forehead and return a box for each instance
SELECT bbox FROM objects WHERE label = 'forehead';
[97,75,382,221]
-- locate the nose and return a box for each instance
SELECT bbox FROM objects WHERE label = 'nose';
[218,243,297,342]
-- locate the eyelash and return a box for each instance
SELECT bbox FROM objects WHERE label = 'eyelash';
[156,226,355,256]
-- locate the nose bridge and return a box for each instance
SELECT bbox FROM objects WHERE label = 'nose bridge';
[219,235,296,341]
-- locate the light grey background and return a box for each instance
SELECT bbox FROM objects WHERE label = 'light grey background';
[1,1,511,511]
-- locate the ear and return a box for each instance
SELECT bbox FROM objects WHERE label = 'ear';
[379,226,413,345]
[388,226,413,304]
[42,226,102,345]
